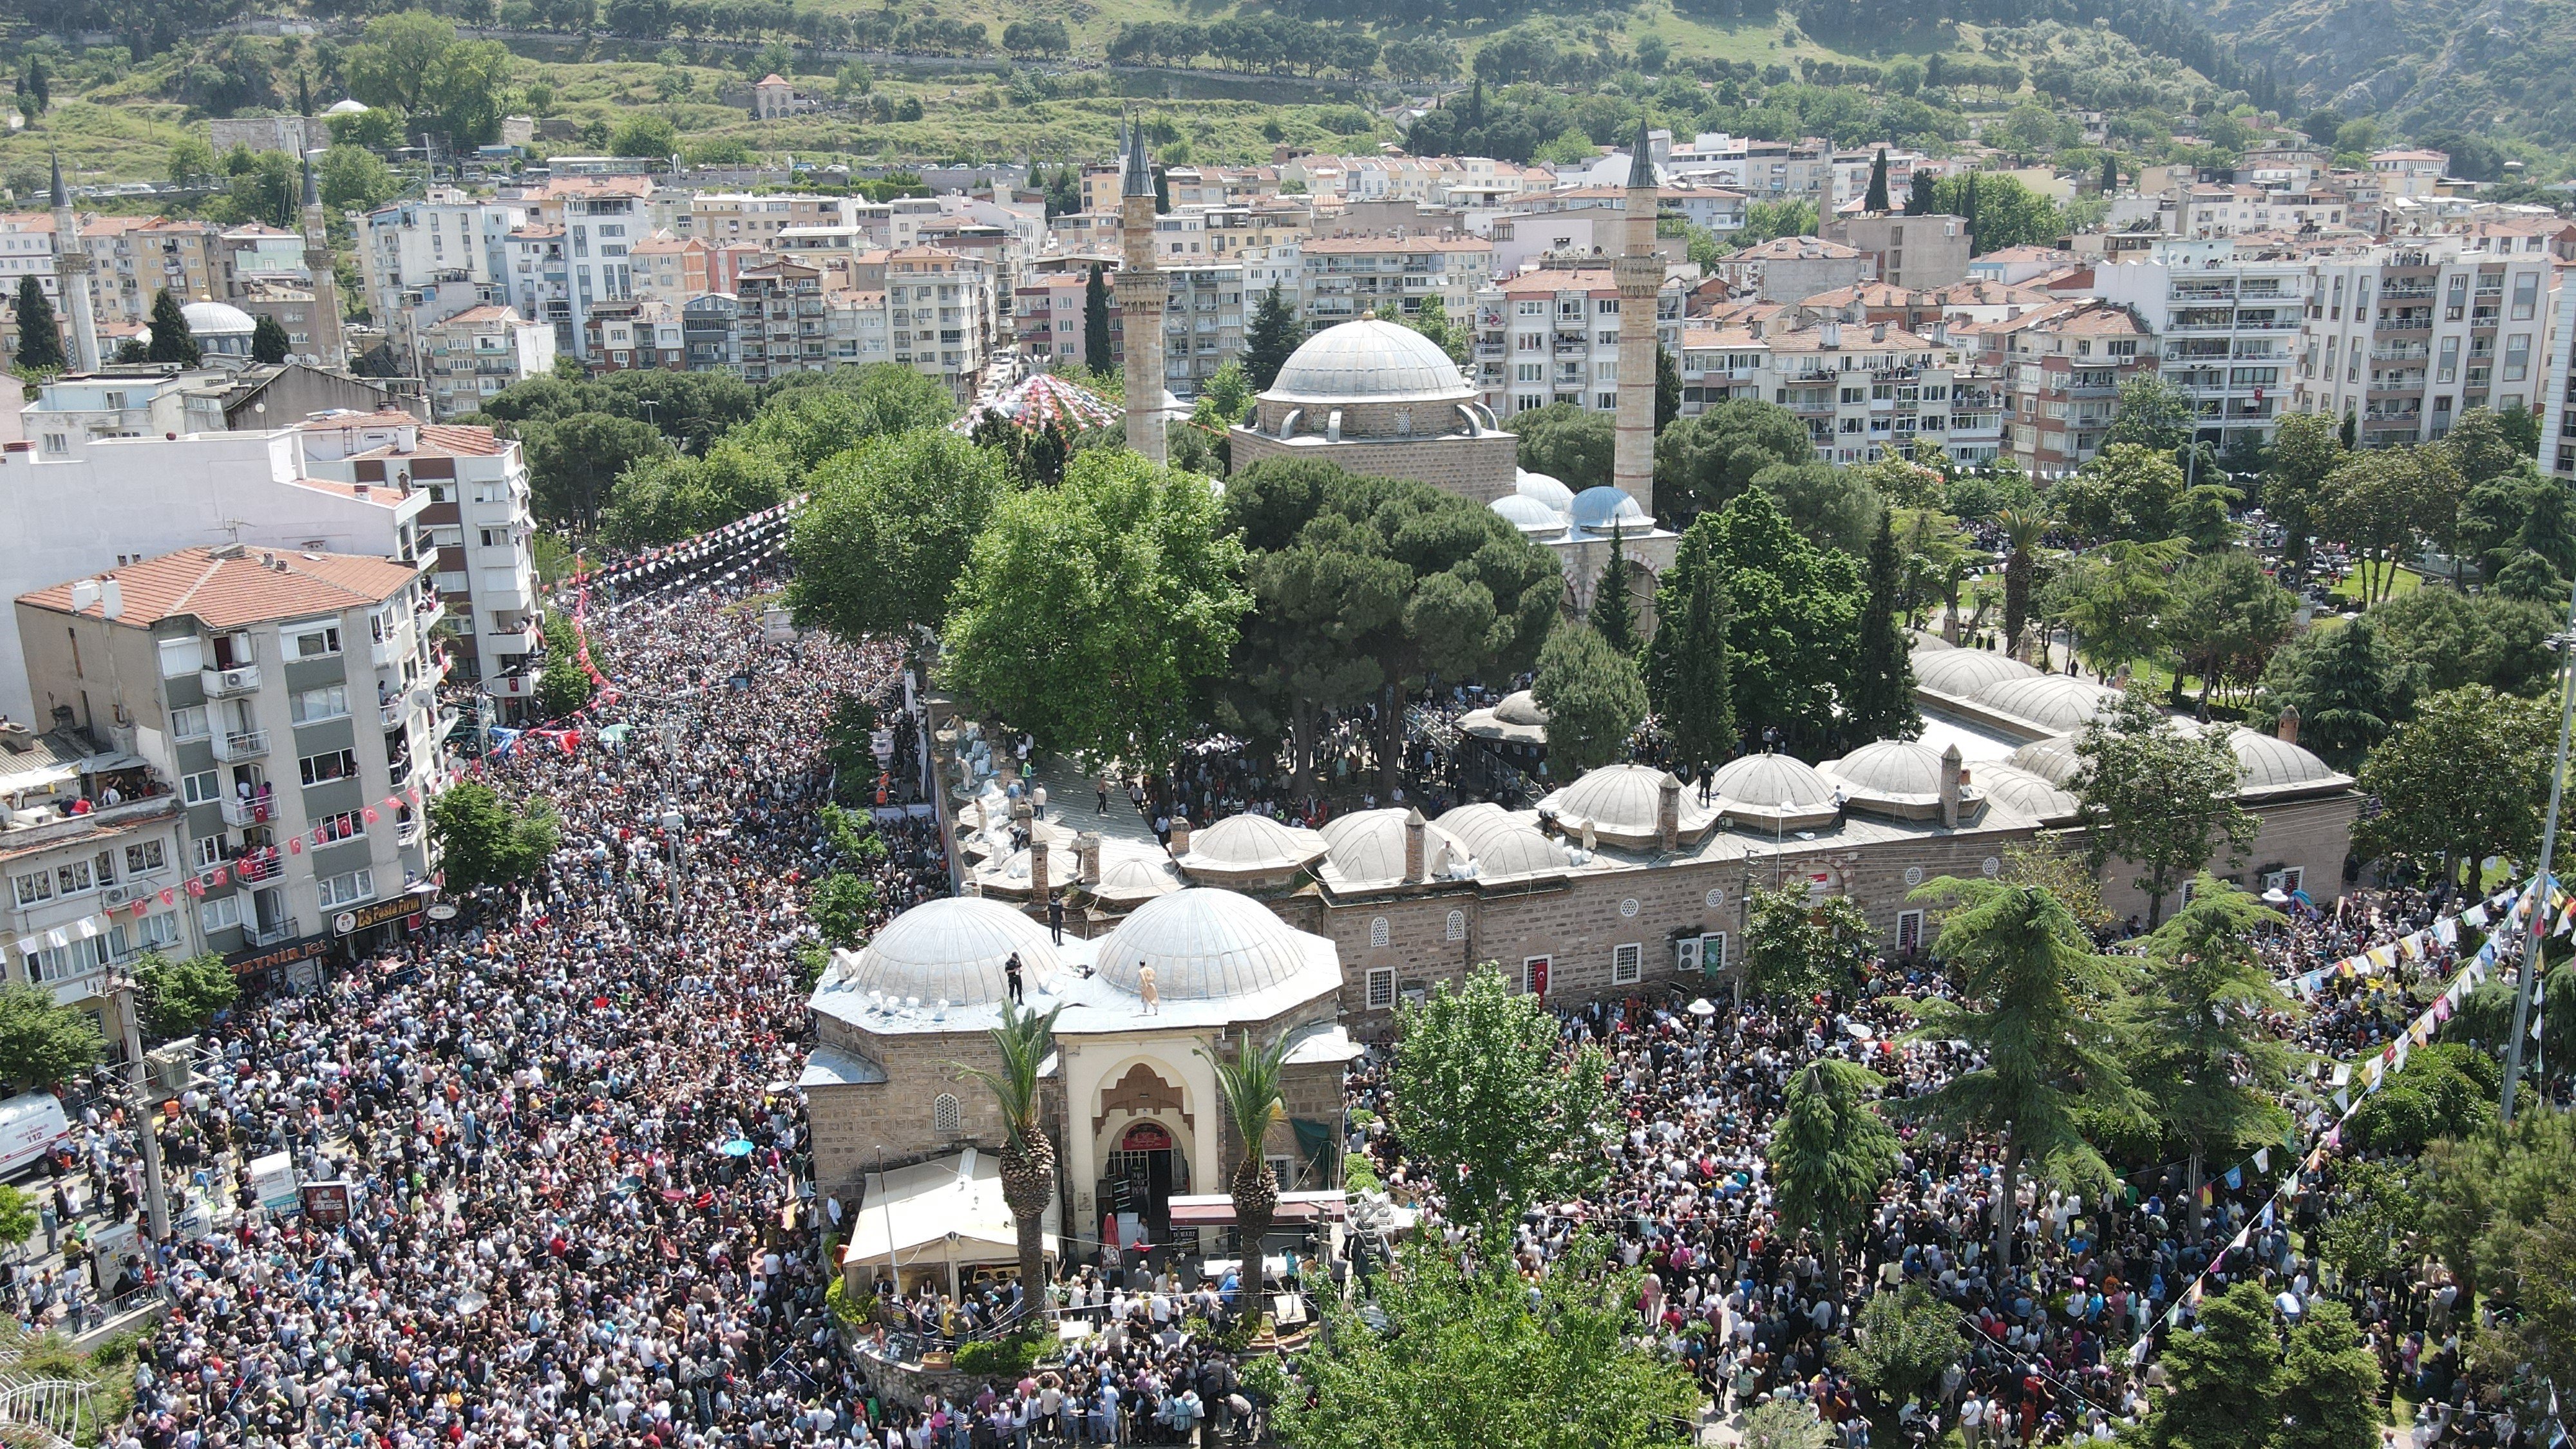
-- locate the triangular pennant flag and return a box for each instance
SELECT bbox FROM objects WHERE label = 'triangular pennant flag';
[2253,1148,2270,1173]
[2223,1166,2244,1190]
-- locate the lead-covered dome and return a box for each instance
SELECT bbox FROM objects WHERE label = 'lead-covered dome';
[1976,763,2081,823]
[1263,319,1476,405]
[1971,674,2119,734]
[1459,688,1549,745]
[1095,887,1338,1002]
[1569,486,1647,532]
[1515,469,1576,513]
[1538,762,1716,848]
[834,896,1059,1007]
[181,299,256,336]
[1490,493,1566,534]
[2225,728,2343,793]
[1172,813,1326,887]
[1913,648,2041,697]
[1317,808,1468,887]
[2007,734,2084,786]
[1711,752,1842,830]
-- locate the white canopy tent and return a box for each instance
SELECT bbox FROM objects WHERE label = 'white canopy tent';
[842,1148,1061,1298]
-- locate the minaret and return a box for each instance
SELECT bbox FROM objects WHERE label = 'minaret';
[48,155,99,373]
[1610,120,1661,518]
[1115,118,1168,465]
[300,155,347,369]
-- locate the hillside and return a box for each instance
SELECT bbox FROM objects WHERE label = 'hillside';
[2192,0,2576,153]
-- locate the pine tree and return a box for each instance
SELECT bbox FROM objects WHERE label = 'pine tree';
[1654,343,1679,433]
[1243,280,1303,391]
[146,288,200,366]
[251,312,292,365]
[2141,1282,2283,1449]
[1645,520,1734,770]
[1847,509,1917,743]
[1766,1060,1898,1276]
[2099,151,2119,195]
[12,276,63,373]
[1082,263,1112,375]
[1864,147,1891,213]
[1152,166,1170,215]
[1906,171,1936,216]
[1590,522,1639,655]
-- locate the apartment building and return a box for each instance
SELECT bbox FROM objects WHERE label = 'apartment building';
[581,300,685,373]
[1967,300,2157,473]
[0,734,197,1024]
[1818,214,1970,289]
[2543,279,2576,484]
[298,417,542,712]
[502,225,572,354]
[1470,266,1685,417]
[521,176,652,362]
[628,232,711,304]
[419,305,555,419]
[682,294,739,373]
[1161,262,1245,399]
[15,545,446,964]
[730,260,828,386]
[878,247,994,401]
[685,192,842,245]
[1663,135,1835,201]
[1672,317,1995,465]
[1710,237,1876,304]
[2092,241,2311,453]
[2297,238,2553,448]
[1302,236,1495,327]
[358,192,530,329]
[1015,270,1104,367]
[1200,204,1309,295]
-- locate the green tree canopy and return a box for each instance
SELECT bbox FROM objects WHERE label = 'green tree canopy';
[1652,397,1813,526]
[1643,518,1735,769]
[134,951,241,1040]
[2354,684,2557,884]
[2367,588,2559,698]
[1242,281,1302,391]
[1705,487,1862,755]
[1531,621,1645,774]
[249,312,291,365]
[1846,509,1917,744]
[2262,409,2344,562]
[2163,549,2297,706]
[1506,401,1613,492]
[943,451,1249,769]
[428,778,562,893]
[2052,442,2188,543]
[2257,616,2409,772]
[2045,536,2181,679]
[0,985,104,1090]
[146,289,200,366]
[12,276,62,373]
[1388,964,1613,1243]
[786,431,1011,639]
[344,12,513,145]
[1768,1059,1899,1272]
[2072,689,2257,927]
[521,413,668,531]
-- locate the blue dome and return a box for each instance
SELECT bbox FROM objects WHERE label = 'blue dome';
[1569,486,1647,531]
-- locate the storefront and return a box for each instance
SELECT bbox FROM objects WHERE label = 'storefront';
[332,887,437,958]
[226,933,330,994]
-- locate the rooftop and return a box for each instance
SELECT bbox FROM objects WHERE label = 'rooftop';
[19,545,421,630]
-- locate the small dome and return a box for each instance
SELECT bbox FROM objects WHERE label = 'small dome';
[1712,753,1836,809]
[1458,689,1549,746]
[2007,734,2084,786]
[1823,740,1951,800]
[1318,808,1466,887]
[1495,690,1548,728]
[1435,803,1571,876]
[1181,813,1326,871]
[1913,649,2042,697]
[1569,486,1647,532]
[1538,763,1715,848]
[182,300,257,336]
[1264,319,1475,406]
[2226,728,2342,791]
[1095,887,1335,1002]
[1976,763,2081,823]
[1489,494,1566,533]
[1971,674,2120,734]
[1091,852,1180,904]
[1515,469,1576,513]
[325,97,371,115]
[837,896,1058,1007]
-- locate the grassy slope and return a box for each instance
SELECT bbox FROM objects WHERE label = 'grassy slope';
[2192,0,2576,147]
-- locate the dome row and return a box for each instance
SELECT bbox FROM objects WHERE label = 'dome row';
[833,887,1332,1009]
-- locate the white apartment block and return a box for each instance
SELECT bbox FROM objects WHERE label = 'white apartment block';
[2543,281,2576,484]
[1162,262,1244,400]
[358,191,531,327]
[1,765,198,1026]
[2092,241,2311,453]
[299,417,543,714]
[2298,238,2553,449]
[1302,236,1495,328]
[412,303,555,421]
[15,545,448,965]
[1674,318,1999,466]
[1469,267,1685,417]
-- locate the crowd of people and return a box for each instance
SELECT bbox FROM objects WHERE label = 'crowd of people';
[1341,878,2528,1446]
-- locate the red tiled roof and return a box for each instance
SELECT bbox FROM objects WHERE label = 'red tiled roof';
[19,546,419,629]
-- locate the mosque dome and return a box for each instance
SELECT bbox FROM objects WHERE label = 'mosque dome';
[1970,674,2120,735]
[2006,734,2085,786]
[1709,752,1842,831]
[1569,486,1647,533]
[1912,649,2042,698]
[1318,808,1468,887]
[1095,887,1336,1002]
[1976,764,2081,824]
[2225,728,2343,792]
[1537,762,1715,848]
[182,300,257,337]
[1515,469,1576,513]
[1459,688,1549,745]
[1434,802,1572,876]
[836,896,1058,1007]
[1172,813,1326,886]
[1263,319,1476,406]
[1090,851,1180,905]
[1489,493,1566,533]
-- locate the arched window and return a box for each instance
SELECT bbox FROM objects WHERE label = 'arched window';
[1369,916,1390,948]
[1445,909,1466,942]
[933,1093,962,1135]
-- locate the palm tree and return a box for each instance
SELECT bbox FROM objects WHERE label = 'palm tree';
[1201,1030,1292,1268]
[1997,505,2051,662]
[952,1001,1065,1312]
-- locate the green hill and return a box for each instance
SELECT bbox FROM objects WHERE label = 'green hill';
[2191,0,2576,156]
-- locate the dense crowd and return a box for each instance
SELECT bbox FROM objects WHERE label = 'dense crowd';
[1343,880,2522,1446]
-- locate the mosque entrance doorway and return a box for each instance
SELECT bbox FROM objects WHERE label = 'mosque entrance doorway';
[1102,1120,1189,1253]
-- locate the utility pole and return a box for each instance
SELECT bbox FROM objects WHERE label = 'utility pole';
[106,972,173,1243]
[2503,564,2576,1123]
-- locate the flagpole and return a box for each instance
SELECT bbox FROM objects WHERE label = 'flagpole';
[2503,564,2576,1124]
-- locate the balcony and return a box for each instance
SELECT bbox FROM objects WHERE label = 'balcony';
[218,793,275,829]
[201,664,260,697]
[244,916,300,948]
[212,729,269,762]
[486,620,540,652]
[232,853,283,886]
[368,634,408,669]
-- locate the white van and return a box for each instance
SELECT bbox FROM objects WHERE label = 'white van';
[0,1093,68,1179]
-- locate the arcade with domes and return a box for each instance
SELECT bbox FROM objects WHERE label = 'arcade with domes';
[1229,318,1678,623]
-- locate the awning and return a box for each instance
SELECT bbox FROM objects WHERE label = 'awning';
[1164,1191,1347,1227]
[844,1148,1059,1269]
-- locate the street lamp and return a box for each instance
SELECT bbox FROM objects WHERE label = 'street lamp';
[100,969,172,1244]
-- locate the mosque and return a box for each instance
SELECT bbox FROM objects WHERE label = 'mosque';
[800,126,2363,1290]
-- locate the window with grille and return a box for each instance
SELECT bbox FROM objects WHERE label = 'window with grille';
[1368,917,1390,948]
[1611,943,1643,986]
[1445,910,1466,942]
[1366,969,1396,1010]
[933,1094,961,1134]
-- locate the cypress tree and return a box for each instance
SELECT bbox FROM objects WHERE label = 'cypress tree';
[12,276,63,372]
[1962,173,1981,256]
[1906,171,1936,216]
[2099,151,2119,195]
[1645,522,1734,770]
[1082,263,1112,375]
[251,311,292,365]
[1848,509,1918,743]
[146,288,201,366]
[1590,521,1639,655]
[1864,147,1890,213]
[1242,280,1303,391]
